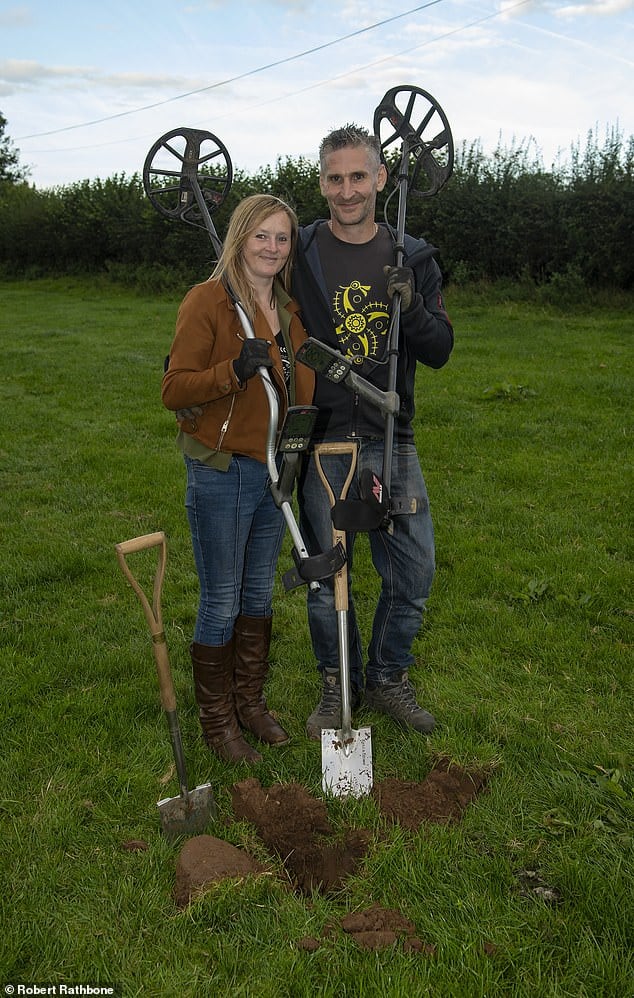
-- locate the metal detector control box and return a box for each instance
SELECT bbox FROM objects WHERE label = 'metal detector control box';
[277,405,319,452]
[296,339,351,383]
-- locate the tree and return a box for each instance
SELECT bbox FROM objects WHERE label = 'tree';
[0,112,29,184]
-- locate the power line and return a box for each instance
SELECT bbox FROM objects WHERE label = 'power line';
[21,0,536,158]
[17,1,444,140]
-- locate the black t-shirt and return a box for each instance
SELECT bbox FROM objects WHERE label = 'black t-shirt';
[316,223,394,366]
[275,329,291,390]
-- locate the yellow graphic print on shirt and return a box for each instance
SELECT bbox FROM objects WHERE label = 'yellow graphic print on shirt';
[333,280,390,364]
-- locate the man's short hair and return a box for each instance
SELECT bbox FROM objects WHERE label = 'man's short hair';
[319,124,382,174]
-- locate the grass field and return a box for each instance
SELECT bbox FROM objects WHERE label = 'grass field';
[1,277,632,997]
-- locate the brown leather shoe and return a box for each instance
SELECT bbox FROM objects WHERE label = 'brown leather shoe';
[190,640,262,762]
[233,615,290,746]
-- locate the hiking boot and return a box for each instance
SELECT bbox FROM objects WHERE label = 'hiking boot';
[305,669,362,741]
[365,672,435,734]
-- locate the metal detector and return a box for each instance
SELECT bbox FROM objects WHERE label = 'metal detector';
[297,85,454,530]
[143,128,345,592]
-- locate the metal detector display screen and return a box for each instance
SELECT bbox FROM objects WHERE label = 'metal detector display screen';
[296,339,350,383]
[278,406,319,452]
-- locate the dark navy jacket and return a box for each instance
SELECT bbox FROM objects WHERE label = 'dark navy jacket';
[292,220,454,442]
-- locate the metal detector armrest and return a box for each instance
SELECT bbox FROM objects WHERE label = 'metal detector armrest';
[296,339,400,417]
[282,541,347,591]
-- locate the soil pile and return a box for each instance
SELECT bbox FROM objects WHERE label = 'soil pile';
[172,757,491,919]
[231,777,372,893]
[298,902,438,952]
[174,834,268,908]
[372,755,490,829]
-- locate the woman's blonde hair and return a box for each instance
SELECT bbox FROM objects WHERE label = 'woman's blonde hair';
[211,194,298,323]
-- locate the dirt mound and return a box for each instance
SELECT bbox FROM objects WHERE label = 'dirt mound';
[172,757,491,920]
[298,903,438,952]
[230,758,489,895]
[174,834,268,908]
[231,777,372,893]
[372,755,490,828]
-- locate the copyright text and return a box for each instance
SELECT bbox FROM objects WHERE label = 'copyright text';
[4,987,118,996]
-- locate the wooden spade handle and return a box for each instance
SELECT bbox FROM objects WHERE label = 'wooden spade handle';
[114,531,176,713]
[115,531,165,556]
[115,531,166,638]
[313,443,357,612]
[115,530,195,797]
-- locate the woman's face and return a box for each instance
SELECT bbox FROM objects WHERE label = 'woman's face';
[242,210,292,284]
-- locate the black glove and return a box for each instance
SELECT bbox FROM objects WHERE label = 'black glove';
[176,405,203,423]
[233,338,273,384]
[383,265,415,312]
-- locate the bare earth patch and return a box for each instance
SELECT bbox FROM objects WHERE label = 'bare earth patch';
[172,756,491,945]
[372,755,490,829]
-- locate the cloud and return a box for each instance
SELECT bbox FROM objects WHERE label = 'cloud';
[0,59,204,97]
[554,0,634,15]
[0,60,92,86]
[500,0,634,15]
[0,6,31,28]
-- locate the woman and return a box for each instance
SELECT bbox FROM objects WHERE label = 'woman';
[162,194,314,763]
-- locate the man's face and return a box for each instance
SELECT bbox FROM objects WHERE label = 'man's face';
[319,146,387,237]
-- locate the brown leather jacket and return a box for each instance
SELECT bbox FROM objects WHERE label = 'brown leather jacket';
[161,278,314,464]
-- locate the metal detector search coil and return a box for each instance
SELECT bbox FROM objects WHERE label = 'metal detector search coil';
[373,85,454,199]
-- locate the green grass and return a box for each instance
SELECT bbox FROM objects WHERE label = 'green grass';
[1,278,632,997]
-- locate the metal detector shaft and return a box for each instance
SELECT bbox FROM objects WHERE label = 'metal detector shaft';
[232,302,321,593]
[381,136,411,503]
[372,85,454,519]
[184,156,225,259]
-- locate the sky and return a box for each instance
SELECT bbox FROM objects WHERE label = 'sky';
[1,0,633,190]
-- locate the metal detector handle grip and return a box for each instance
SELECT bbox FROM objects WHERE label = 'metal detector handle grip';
[346,370,400,417]
[232,300,282,482]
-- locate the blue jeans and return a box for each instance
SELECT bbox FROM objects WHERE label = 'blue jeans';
[185,454,286,645]
[299,439,435,691]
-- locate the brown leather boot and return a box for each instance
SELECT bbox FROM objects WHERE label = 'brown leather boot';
[233,615,290,746]
[190,640,262,763]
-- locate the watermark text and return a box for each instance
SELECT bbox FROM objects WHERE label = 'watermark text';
[4,986,119,997]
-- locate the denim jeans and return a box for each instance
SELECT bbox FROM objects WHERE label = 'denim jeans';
[299,439,435,691]
[185,454,286,645]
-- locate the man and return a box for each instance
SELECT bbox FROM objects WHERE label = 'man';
[292,123,454,740]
